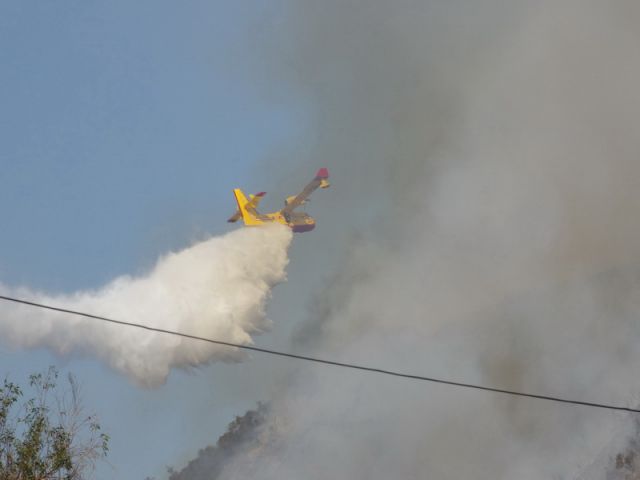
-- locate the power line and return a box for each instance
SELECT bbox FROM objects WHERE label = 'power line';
[0,293,638,414]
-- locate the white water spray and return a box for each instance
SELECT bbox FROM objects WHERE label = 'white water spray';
[0,225,293,387]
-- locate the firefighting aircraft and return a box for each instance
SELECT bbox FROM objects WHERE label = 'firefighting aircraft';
[227,168,330,232]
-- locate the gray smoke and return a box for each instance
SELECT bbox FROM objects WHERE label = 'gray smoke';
[166,403,277,480]
[166,0,640,478]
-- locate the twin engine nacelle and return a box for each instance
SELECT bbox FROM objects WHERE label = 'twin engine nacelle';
[285,195,308,206]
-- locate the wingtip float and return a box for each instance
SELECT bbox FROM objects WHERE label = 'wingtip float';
[227,168,330,233]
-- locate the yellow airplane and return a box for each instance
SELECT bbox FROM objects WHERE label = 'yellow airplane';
[228,168,330,232]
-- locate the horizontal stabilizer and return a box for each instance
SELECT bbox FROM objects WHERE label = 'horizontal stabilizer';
[228,192,266,223]
[232,189,264,226]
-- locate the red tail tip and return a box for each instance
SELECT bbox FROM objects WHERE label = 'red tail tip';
[316,168,329,179]
[256,191,267,197]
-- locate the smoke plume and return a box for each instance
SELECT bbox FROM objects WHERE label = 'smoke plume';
[166,0,640,478]
[0,225,292,387]
[167,403,276,480]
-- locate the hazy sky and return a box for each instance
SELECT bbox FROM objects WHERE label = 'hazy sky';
[0,2,317,478]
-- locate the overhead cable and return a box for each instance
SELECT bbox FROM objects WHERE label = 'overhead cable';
[0,293,637,414]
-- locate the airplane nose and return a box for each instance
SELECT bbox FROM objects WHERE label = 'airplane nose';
[292,223,315,233]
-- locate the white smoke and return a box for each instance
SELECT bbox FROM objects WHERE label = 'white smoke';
[195,1,640,479]
[0,225,292,387]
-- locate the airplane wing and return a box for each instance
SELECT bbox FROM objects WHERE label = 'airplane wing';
[227,191,266,222]
[280,168,330,217]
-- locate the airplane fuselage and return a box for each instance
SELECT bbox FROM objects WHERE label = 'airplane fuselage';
[227,168,328,233]
[257,211,316,232]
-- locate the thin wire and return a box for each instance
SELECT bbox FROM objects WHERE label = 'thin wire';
[0,293,638,414]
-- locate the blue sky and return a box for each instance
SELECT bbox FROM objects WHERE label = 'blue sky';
[0,2,323,478]
[0,0,303,291]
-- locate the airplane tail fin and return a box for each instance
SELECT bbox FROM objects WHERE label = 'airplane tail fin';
[230,189,264,226]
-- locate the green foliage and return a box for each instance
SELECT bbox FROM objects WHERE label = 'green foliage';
[0,367,109,480]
